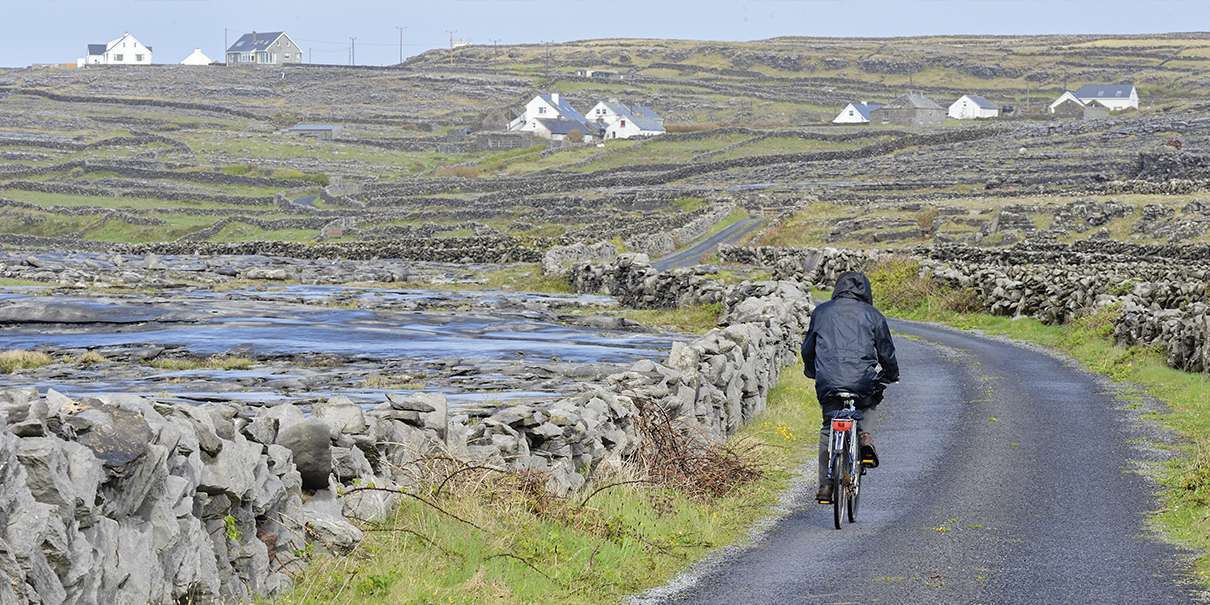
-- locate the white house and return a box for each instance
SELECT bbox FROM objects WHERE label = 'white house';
[508,93,599,141]
[948,95,999,120]
[832,102,882,124]
[584,100,665,139]
[80,33,152,66]
[1050,83,1139,113]
[180,49,213,66]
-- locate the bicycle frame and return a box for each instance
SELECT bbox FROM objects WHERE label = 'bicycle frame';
[825,402,861,485]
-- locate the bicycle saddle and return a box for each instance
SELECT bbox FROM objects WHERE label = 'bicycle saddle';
[825,408,864,420]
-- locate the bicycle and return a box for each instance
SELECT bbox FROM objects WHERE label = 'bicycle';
[820,392,872,530]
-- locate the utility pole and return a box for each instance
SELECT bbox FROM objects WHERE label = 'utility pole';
[350,37,357,66]
[396,26,406,65]
[308,48,312,64]
[544,41,550,74]
[223,28,228,56]
[446,30,456,67]
[491,38,502,57]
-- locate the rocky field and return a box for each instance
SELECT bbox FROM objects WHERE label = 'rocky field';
[1,33,1210,603]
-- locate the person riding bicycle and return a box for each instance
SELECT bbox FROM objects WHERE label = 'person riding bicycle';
[801,271,899,504]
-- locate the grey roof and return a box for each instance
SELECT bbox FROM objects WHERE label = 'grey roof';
[228,32,286,53]
[87,44,106,56]
[289,123,340,131]
[847,102,883,120]
[964,95,997,110]
[595,100,664,132]
[539,93,588,125]
[1074,83,1134,100]
[626,104,665,132]
[535,118,592,136]
[891,92,943,110]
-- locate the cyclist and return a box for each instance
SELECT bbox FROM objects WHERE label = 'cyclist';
[801,271,899,504]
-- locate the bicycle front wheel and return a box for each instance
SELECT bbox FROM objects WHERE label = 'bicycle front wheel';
[832,453,846,530]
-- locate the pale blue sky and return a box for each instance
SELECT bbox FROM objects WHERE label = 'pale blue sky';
[1,0,1206,67]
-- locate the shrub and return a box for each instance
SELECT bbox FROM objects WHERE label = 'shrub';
[916,207,940,237]
[565,129,584,144]
[867,256,932,313]
[0,350,53,374]
[75,351,106,366]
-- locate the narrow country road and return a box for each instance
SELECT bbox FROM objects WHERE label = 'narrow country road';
[638,320,1206,604]
[653,217,763,271]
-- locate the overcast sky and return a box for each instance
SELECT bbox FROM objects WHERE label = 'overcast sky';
[1,0,1207,67]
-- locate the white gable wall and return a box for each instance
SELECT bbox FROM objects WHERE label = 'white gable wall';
[948,96,999,120]
[833,103,869,124]
[1048,91,1082,114]
[93,34,152,65]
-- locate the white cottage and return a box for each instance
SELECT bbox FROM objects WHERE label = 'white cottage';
[832,102,882,124]
[180,49,213,66]
[508,93,599,141]
[80,33,152,66]
[1050,83,1139,113]
[584,100,665,139]
[948,95,999,120]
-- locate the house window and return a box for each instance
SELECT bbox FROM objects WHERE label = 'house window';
[135,54,144,62]
[114,54,124,61]
[538,107,546,114]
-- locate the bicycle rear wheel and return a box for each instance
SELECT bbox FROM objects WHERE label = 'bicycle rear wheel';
[847,459,861,523]
[831,453,846,530]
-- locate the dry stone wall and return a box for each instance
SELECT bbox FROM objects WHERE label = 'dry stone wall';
[0,258,815,603]
[723,242,1210,374]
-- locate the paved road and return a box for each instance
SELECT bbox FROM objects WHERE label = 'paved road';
[641,320,1205,604]
[653,217,763,271]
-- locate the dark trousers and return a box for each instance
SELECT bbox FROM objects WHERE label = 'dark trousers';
[817,404,877,486]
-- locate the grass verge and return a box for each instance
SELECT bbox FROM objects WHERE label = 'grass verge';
[862,258,1210,585]
[277,365,820,604]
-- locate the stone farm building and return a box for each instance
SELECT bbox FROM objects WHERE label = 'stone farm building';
[948,95,999,120]
[226,32,303,66]
[80,33,152,66]
[832,102,882,124]
[869,92,946,127]
[1049,83,1138,113]
[585,100,666,139]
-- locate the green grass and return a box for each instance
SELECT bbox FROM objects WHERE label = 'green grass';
[150,356,255,371]
[864,260,1210,586]
[0,278,53,287]
[277,364,821,604]
[614,303,724,334]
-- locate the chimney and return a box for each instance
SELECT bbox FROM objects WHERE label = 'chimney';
[550,92,560,106]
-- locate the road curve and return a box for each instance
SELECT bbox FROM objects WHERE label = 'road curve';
[653,217,763,271]
[638,320,1206,604]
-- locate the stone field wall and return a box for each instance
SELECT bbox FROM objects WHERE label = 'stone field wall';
[0,258,814,603]
[724,241,1210,373]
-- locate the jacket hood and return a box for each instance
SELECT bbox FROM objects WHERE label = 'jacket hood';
[832,272,873,304]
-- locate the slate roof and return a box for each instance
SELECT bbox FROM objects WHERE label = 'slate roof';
[847,102,883,120]
[289,123,340,131]
[626,104,665,132]
[539,93,588,125]
[964,95,997,110]
[595,100,665,132]
[228,32,286,53]
[880,92,943,112]
[87,44,107,56]
[534,118,591,136]
[1074,83,1135,100]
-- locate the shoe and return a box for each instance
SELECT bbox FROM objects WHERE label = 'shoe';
[859,432,880,468]
[815,483,834,504]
